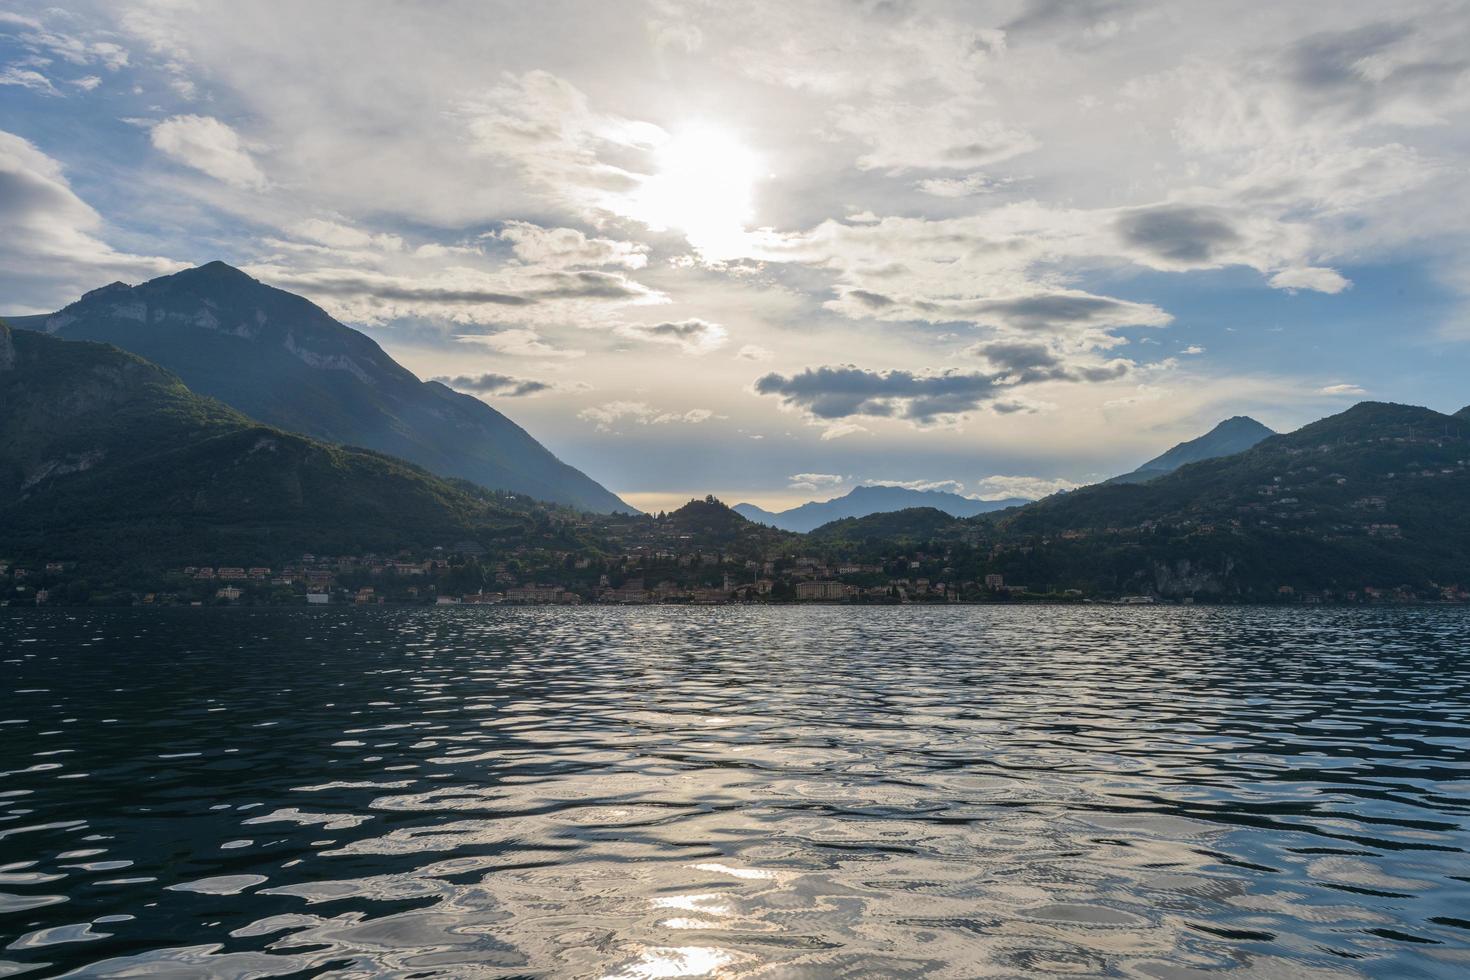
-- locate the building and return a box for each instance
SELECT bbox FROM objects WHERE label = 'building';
[984,574,1005,590]
[216,585,243,601]
[217,567,247,581]
[306,592,330,604]
[795,580,845,601]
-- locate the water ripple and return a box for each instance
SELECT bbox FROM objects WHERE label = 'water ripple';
[0,606,1467,977]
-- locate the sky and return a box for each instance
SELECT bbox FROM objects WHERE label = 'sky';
[3,0,1469,513]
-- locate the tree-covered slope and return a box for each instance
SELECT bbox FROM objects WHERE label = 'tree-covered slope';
[20,262,635,513]
[990,402,1470,594]
[0,324,584,566]
[807,507,964,545]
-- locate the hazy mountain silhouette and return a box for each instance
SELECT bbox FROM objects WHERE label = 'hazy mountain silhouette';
[733,484,1028,533]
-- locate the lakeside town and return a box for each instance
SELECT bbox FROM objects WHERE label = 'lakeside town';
[7,539,1467,608]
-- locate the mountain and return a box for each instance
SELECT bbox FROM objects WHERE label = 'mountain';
[1454,405,1470,421]
[15,262,634,513]
[733,485,1028,533]
[664,495,795,556]
[990,402,1470,596]
[807,507,962,544]
[0,323,586,567]
[1108,415,1275,484]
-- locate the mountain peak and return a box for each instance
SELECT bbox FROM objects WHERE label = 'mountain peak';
[1110,414,1276,484]
[1454,405,1470,421]
[31,268,638,514]
[162,261,258,288]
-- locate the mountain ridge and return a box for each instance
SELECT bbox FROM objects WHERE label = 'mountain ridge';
[733,484,1029,533]
[1108,415,1275,484]
[0,322,585,565]
[15,262,636,514]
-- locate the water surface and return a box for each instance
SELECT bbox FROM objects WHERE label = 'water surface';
[1,606,1467,977]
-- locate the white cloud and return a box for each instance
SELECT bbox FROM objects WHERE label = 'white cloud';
[914,172,1014,197]
[150,115,267,190]
[578,400,715,432]
[834,101,1039,172]
[497,221,648,270]
[865,478,968,494]
[0,67,58,95]
[976,475,1081,500]
[787,472,845,491]
[736,344,773,361]
[819,422,868,441]
[1318,383,1367,396]
[0,129,180,310]
[1269,267,1352,294]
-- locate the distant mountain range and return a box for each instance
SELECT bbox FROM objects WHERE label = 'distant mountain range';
[8,262,634,514]
[0,321,590,564]
[734,485,1029,533]
[1108,415,1275,484]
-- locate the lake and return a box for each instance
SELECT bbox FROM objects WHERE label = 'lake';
[1,606,1467,977]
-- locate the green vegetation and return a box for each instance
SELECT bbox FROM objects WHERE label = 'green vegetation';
[0,325,597,575]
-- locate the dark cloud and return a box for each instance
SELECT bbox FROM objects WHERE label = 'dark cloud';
[435,372,552,396]
[754,365,1005,422]
[842,287,1167,331]
[261,269,653,307]
[616,317,726,352]
[845,288,897,310]
[959,293,1158,330]
[970,339,1132,383]
[636,318,720,341]
[1285,22,1469,114]
[1115,204,1242,266]
[531,270,653,300]
[1003,0,1132,38]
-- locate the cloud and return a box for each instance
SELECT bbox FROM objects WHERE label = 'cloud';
[1269,266,1351,293]
[828,286,1173,334]
[150,115,267,190]
[456,329,584,359]
[834,101,1038,172]
[914,172,1014,197]
[616,317,727,354]
[865,478,968,494]
[1181,345,1205,355]
[1318,382,1367,396]
[820,422,868,440]
[0,67,58,95]
[788,472,845,491]
[736,344,773,361]
[69,75,102,91]
[459,69,662,217]
[967,339,1134,383]
[245,263,665,325]
[976,474,1081,500]
[497,221,648,269]
[1115,203,1244,267]
[578,400,715,431]
[0,129,179,310]
[754,365,1009,423]
[433,372,554,397]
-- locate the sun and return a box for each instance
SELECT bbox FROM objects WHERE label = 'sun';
[626,125,762,260]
